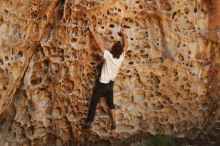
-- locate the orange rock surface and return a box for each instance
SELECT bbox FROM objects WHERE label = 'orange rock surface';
[0,0,220,145]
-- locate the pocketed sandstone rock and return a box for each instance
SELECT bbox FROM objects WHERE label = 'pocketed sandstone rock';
[0,0,220,145]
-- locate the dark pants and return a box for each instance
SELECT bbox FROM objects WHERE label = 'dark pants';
[86,79,115,122]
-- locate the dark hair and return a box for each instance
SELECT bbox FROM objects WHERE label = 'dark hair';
[110,41,123,59]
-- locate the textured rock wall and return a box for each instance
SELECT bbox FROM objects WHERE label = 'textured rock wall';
[0,0,220,145]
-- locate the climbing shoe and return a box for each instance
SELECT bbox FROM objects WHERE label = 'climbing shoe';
[111,121,116,130]
[82,121,92,129]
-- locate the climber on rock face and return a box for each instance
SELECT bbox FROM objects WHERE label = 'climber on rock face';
[82,23,128,130]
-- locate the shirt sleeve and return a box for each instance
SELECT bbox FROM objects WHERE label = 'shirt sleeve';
[103,50,112,59]
[122,51,125,57]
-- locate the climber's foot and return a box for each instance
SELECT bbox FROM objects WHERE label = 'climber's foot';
[82,121,92,129]
[111,121,116,130]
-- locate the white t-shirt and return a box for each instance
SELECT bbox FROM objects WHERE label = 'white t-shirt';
[99,50,125,83]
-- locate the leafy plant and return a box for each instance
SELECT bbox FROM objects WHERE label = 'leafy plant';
[142,135,176,146]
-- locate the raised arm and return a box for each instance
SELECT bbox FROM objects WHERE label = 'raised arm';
[119,29,128,53]
[89,25,105,54]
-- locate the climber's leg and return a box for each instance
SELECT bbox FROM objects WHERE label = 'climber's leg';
[106,81,116,129]
[86,88,103,122]
[106,81,115,120]
[83,80,107,129]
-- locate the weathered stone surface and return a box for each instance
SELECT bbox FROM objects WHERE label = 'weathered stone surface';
[0,0,220,145]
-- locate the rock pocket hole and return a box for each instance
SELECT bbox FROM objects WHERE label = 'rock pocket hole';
[0,59,3,65]
[109,24,114,28]
[129,61,134,65]
[5,56,9,61]
[43,15,47,21]
[0,17,3,25]
[194,8,197,13]
[141,54,149,59]
[172,12,177,19]
[3,86,7,90]
[17,51,23,57]
[178,54,184,61]
[71,37,77,42]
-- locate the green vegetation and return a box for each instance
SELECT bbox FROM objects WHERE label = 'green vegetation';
[134,135,176,146]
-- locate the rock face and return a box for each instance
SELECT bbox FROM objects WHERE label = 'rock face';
[0,0,220,145]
